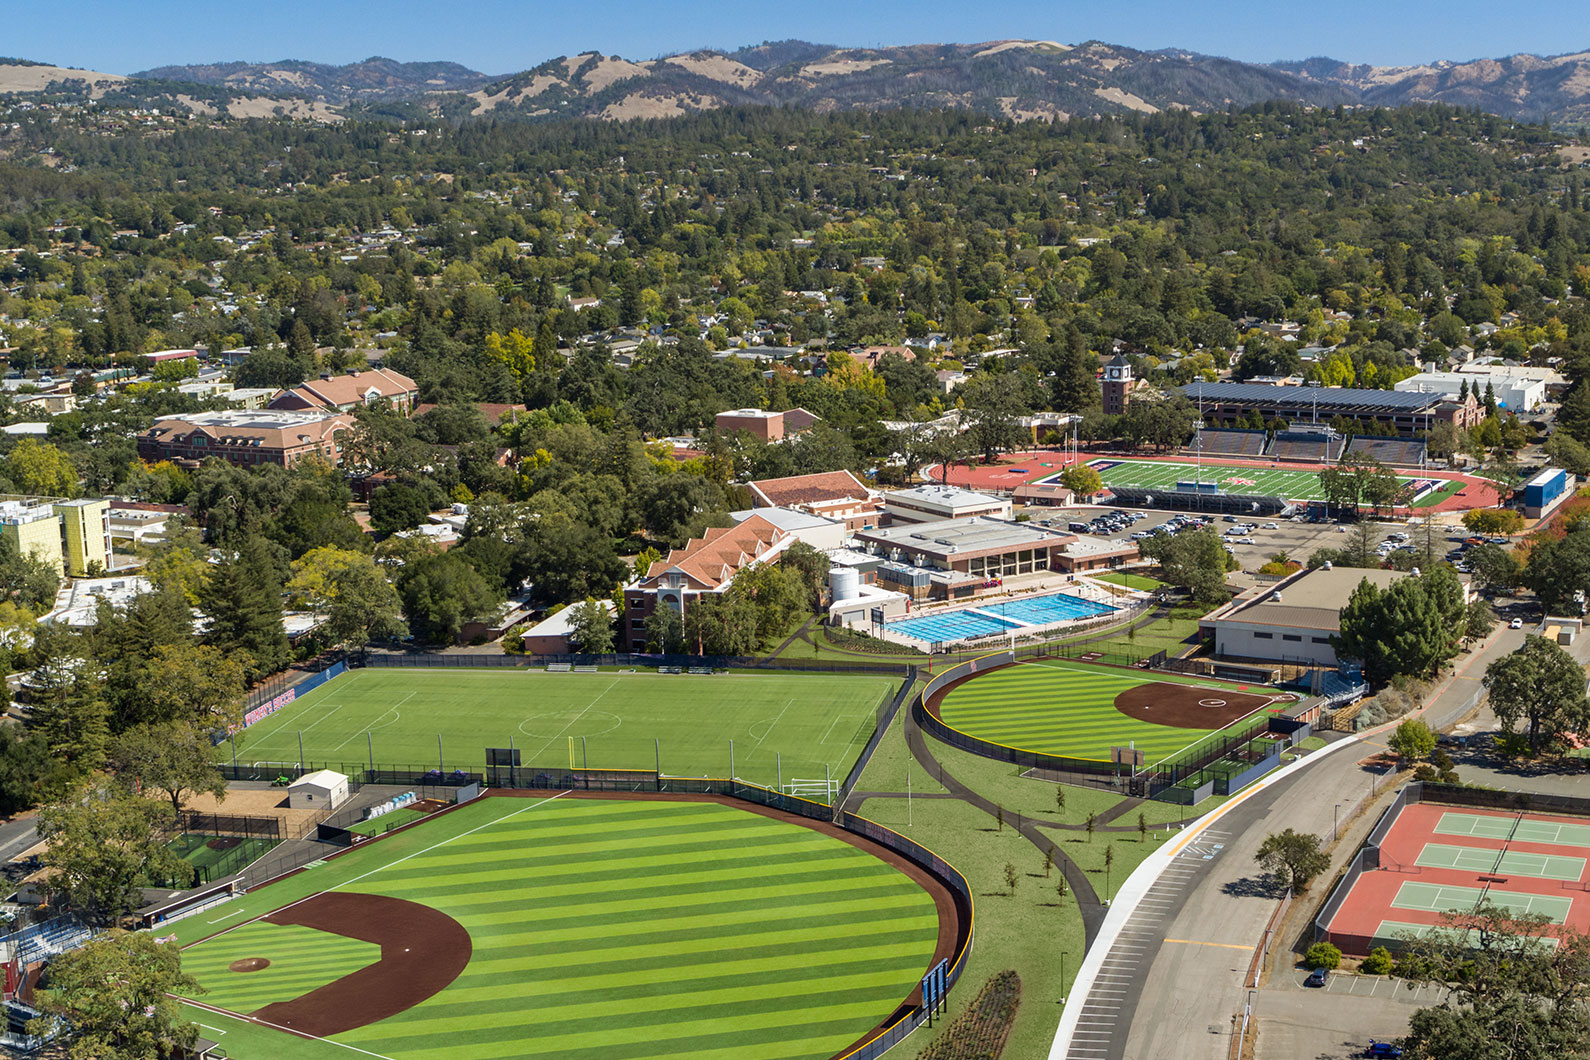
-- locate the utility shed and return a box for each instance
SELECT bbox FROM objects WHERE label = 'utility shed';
[288,769,348,812]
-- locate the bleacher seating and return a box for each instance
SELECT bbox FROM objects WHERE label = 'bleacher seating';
[1185,428,1268,458]
[1343,436,1428,467]
[1267,429,1344,463]
[545,663,572,672]
[658,666,683,674]
[687,666,714,675]
[572,664,598,672]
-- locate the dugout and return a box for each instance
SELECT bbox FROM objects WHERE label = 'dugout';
[289,769,349,811]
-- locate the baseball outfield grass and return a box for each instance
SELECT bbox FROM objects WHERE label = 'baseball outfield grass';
[933,659,1278,765]
[230,669,899,796]
[175,794,943,1060]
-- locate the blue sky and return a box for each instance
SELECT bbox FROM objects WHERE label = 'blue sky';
[8,0,1589,75]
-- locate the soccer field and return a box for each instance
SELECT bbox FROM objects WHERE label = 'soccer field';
[933,659,1285,765]
[233,668,898,793]
[1079,458,1464,507]
[175,794,943,1060]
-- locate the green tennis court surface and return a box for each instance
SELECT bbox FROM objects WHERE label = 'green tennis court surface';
[1080,458,1461,507]
[1391,881,1573,923]
[233,668,898,795]
[176,795,942,1060]
[1415,843,1587,882]
[1370,920,1559,952]
[933,659,1277,764]
[1433,811,1590,848]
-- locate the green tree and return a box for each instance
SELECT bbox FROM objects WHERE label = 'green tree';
[0,726,64,815]
[108,721,227,815]
[567,598,615,654]
[369,482,436,535]
[1484,635,1590,754]
[397,551,500,643]
[0,529,63,609]
[199,534,290,681]
[778,539,829,612]
[1359,946,1394,975]
[28,675,110,775]
[644,603,684,654]
[29,931,203,1060]
[1140,528,1229,604]
[36,778,191,922]
[1255,828,1330,894]
[1466,543,1520,594]
[958,372,1032,461]
[1524,533,1590,614]
[287,547,407,651]
[1059,464,1104,500]
[1333,568,1467,685]
[1303,941,1342,970]
[1462,508,1525,536]
[5,437,78,496]
[1388,718,1437,764]
[1398,905,1590,1060]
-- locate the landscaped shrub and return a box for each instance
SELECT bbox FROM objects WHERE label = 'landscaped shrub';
[1359,946,1394,975]
[1304,941,1342,970]
[917,969,1021,1060]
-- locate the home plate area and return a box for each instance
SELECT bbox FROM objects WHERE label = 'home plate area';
[1113,682,1280,729]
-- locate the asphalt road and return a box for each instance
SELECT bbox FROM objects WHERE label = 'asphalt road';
[0,815,40,865]
[1073,627,1520,1060]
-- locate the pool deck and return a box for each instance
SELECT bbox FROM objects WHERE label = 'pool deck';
[883,580,1148,650]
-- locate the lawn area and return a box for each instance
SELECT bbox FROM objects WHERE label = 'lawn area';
[176,794,942,1060]
[935,658,1284,765]
[1092,571,1165,591]
[851,704,1206,1060]
[232,668,899,796]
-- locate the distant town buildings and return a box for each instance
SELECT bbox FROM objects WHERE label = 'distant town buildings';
[0,496,110,576]
[268,368,419,414]
[713,407,819,442]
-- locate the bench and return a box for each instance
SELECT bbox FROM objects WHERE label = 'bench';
[573,664,598,673]
[658,666,683,674]
[545,663,572,672]
[687,666,714,675]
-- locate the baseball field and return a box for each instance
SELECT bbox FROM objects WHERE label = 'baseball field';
[931,659,1292,765]
[174,793,949,1060]
[231,668,899,796]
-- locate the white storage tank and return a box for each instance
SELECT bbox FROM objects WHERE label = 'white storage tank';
[829,567,861,602]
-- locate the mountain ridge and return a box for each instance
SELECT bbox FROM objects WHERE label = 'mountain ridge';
[8,39,1590,125]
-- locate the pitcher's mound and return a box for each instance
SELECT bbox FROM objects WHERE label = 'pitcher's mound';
[229,958,271,973]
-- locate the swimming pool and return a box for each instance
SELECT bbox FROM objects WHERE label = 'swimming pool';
[887,592,1118,644]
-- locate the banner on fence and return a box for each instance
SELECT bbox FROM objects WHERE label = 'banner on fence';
[236,661,346,732]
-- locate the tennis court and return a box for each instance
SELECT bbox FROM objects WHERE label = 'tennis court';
[1368,920,1560,952]
[1415,843,1587,882]
[1391,881,1572,923]
[1433,811,1590,848]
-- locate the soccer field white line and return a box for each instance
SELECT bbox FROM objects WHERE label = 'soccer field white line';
[184,790,571,952]
[521,679,618,764]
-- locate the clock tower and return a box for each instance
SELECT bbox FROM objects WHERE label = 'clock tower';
[1101,353,1133,416]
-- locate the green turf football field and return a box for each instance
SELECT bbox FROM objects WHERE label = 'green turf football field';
[1076,458,1463,507]
[232,669,898,794]
[934,659,1278,765]
[175,795,941,1060]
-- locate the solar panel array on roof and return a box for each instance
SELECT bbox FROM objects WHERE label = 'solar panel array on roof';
[1183,382,1447,413]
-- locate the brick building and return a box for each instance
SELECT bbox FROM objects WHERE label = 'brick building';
[138,409,354,469]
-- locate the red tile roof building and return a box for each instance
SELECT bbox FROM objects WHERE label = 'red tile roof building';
[268,368,419,414]
[746,470,882,531]
[620,514,797,650]
[138,409,354,469]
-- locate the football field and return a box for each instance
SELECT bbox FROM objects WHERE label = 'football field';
[175,794,944,1060]
[1077,458,1464,507]
[233,668,898,794]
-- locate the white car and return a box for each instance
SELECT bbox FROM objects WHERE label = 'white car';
[1510,618,1524,629]
[1263,522,1279,530]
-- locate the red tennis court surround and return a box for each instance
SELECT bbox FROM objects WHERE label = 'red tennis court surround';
[1323,801,1590,954]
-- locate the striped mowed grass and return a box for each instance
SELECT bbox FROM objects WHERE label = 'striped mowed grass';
[176,795,942,1060]
[234,668,897,792]
[934,660,1265,764]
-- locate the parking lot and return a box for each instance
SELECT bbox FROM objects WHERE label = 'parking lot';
[1021,504,1457,572]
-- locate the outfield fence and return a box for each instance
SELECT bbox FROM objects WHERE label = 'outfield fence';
[836,673,920,814]
[913,652,1297,799]
[372,650,916,676]
[211,776,976,1058]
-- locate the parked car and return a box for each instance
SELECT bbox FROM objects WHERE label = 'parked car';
[1488,537,1510,545]
[1510,617,1524,629]
[1363,1042,1403,1058]
[1305,968,1329,988]
[1263,522,1279,530]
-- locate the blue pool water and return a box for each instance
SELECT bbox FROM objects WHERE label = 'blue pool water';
[888,592,1118,644]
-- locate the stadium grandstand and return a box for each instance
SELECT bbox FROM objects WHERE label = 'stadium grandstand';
[1107,485,1292,517]
[1185,427,1267,458]
[1343,436,1429,467]
[1267,428,1345,463]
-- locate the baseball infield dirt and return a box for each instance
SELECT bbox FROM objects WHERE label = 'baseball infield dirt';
[250,892,471,1037]
[1113,681,1281,729]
